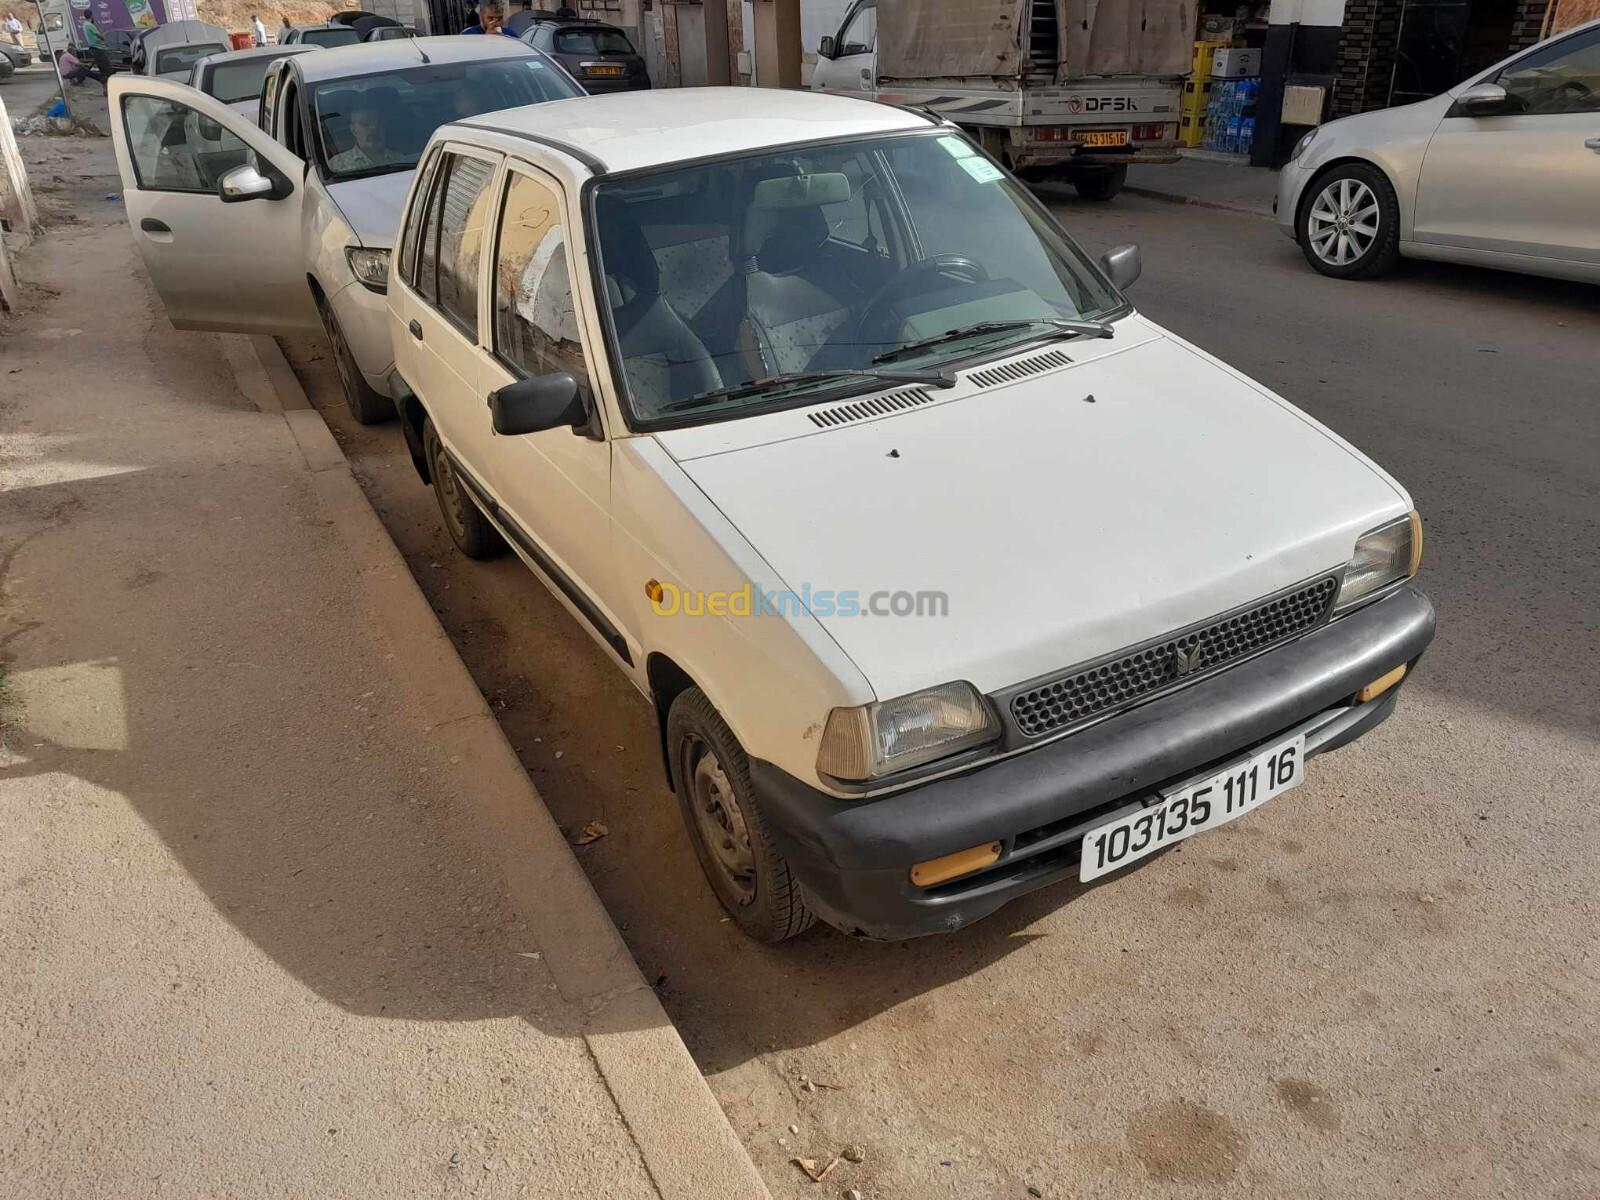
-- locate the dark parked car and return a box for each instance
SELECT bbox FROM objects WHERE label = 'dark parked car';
[521,18,648,92]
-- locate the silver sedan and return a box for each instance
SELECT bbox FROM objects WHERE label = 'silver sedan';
[1277,17,1600,283]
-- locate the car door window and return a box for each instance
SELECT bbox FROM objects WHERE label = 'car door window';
[398,148,441,287]
[838,2,877,54]
[493,169,588,383]
[1497,28,1600,115]
[121,94,248,193]
[435,153,499,338]
[413,160,446,305]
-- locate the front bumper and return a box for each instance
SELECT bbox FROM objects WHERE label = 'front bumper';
[1276,161,1312,240]
[750,586,1436,940]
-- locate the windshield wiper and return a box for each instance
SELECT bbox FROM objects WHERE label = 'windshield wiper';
[659,365,956,415]
[871,317,1115,365]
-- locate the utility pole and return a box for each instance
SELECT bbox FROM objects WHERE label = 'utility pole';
[30,1,73,123]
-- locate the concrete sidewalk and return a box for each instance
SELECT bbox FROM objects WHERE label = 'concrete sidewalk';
[1126,152,1279,217]
[0,134,767,1198]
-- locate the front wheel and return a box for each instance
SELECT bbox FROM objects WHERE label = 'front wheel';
[667,688,814,943]
[1073,164,1127,201]
[423,418,504,560]
[1296,163,1401,279]
[319,298,394,425]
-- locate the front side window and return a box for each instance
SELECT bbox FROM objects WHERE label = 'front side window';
[310,57,581,183]
[493,170,587,381]
[206,56,290,104]
[121,94,248,194]
[399,149,442,289]
[1497,28,1600,115]
[591,131,1123,426]
[435,154,499,335]
[837,2,877,54]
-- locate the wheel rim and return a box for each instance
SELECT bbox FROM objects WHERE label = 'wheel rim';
[1307,177,1380,266]
[431,443,469,539]
[685,737,756,904]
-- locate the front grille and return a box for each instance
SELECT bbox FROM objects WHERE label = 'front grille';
[1008,575,1340,739]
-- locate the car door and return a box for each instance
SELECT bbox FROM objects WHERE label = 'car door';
[474,159,625,663]
[812,0,876,92]
[108,76,320,333]
[391,144,506,490]
[1413,25,1600,273]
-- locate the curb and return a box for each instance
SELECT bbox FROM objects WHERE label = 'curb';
[226,333,771,1200]
[1123,184,1274,218]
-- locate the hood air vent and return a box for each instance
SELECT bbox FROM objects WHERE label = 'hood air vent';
[965,349,1073,389]
[808,388,936,429]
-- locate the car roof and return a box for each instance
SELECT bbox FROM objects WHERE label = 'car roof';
[286,34,539,83]
[458,86,932,175]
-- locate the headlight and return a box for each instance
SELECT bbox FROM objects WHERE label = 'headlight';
[1336,511,1422,612]
[345,246,391,294]
[1289,128,1319,162]
[817,681,1000,782]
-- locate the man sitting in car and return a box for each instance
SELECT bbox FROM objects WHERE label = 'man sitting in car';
[328,101,407,174]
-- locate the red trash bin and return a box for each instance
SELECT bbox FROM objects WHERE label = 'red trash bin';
[230,31,254,50]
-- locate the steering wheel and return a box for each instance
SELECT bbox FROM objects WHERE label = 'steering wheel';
[857,254,990,340]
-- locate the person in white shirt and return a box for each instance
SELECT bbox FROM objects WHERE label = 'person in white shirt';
[251,14,267,45]
[3,15,24,46]
[328,103,401,175]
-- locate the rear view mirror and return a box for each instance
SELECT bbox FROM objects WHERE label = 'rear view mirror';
[490,371,587,436]
[1454,82,1512,117]
[818,35,836,59]
[219,161,287,203]
[1100,243,1141,291]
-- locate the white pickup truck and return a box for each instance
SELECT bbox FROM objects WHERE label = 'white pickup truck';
[810,0,1188,200]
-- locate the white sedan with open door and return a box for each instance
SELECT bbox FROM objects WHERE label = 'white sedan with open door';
[104,38,583,423]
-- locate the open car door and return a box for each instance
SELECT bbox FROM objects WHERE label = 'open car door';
[108,76,321,335]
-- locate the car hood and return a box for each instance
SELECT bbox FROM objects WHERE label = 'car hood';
[654,317,1410,700]
[325,171,415,248]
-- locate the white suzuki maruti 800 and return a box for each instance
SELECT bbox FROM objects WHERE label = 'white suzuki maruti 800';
[387,89,1435,941]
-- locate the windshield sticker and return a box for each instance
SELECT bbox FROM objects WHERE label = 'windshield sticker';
[956,156,1004,184]
[938,135,975,158]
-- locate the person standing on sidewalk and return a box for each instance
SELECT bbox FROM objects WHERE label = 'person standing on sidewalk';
[251,14,267,46]
[280,15,292,42]
[81,16,108,50]
[3,14,23,46]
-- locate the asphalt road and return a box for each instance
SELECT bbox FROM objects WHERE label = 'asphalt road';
[286,191,1599,1199]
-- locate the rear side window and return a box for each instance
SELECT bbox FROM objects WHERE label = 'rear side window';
[434,153,500,336]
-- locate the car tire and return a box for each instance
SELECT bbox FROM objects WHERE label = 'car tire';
[318,297,394,425]
[1073,164,1127,202]
[422,418,504,560]
[667,687,815,943]
[1296,162,1401,279]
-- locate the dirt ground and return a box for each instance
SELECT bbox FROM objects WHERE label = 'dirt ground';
[277,182,1599,1198]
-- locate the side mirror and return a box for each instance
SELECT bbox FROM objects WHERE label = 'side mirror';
[490,371,587,436]
[1454,81,1511,117]
[1100,242,1141,291]
[818,35,835,59]
[219,161,287,203]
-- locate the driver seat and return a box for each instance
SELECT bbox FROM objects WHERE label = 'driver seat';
[737,184,867,378]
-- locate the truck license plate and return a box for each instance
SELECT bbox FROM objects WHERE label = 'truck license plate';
[1080,130,1129,147]
[1079,735,1305,882]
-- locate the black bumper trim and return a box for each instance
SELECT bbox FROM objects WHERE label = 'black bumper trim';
[748,586,1436,939]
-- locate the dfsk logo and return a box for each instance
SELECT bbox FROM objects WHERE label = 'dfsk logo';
[1066,95,1140,113]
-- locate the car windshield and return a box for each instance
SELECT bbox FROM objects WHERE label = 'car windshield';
[591,131,1125,425]
[311,57,580,182]
[155,43,225,74]
[301,26,361,46]
[556,28,634,54]
[206,56,289,103]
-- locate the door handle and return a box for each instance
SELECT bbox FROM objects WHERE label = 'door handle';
[139,217,170,233]
[408,319,423,340]
[1586,137,1600,153]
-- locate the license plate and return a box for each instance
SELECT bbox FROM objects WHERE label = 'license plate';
[587,65,625,76]
[1079,735,1304,882]
[1080,130,1129,147]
